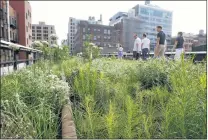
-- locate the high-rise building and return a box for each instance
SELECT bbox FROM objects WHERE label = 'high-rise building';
[74,20,118,54]
[32,21,56,44]
[68,15,103,54]
[68,17,80,53]
[9,1,32,48]
[0,0,9,42]
[109,12,128,26]
[109,2,173,52]
[132,4,173,48]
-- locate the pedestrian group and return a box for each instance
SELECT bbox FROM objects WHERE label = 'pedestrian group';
[117,25,185,60]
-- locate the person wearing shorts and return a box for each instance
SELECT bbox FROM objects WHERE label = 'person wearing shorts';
[173,32,185,60]
[154,26,166,59]
[133,34,141,60]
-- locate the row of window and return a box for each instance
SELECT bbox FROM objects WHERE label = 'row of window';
[140,16,172,24]
[139,7,172,18]
[83,28,111,34]
[32,26,54,30]
[82,35,111,40]
[32,30,53,34]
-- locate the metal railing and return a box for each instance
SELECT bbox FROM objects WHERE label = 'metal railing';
[0,40,42,76]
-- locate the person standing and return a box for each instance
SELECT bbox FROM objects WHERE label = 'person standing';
[133,34,142,60]
[117,44,123,60]
[141,33,150,60]
[173,32,185,60]
[154,26,166,58]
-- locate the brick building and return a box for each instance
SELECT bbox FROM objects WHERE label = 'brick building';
[0,0,9,41]
[74,20,119,54]
[9,1,32,48]
[9,1,32,59]
[9,5,18,43]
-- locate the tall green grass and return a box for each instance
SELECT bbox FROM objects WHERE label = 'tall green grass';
[1,61,70,139]
[66,58,206,139]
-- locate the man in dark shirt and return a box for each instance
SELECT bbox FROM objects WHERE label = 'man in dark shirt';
[154,26,166,58]
[173,32,185,60]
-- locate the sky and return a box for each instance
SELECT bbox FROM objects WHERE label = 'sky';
[29,1,207,44]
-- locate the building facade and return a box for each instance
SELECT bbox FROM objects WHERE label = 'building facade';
[109,12,128,26]
[32,21,56,44]
[9,1,32,47]
[68,15,103,54]
[0,0,9,41]
[133,4,173,47]
[9,5,18,43]
[74,20,118,54]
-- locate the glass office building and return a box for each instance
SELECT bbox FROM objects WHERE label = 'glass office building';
[133,4,173,50]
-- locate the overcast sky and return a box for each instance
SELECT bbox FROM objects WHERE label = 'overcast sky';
[29,1,206,44]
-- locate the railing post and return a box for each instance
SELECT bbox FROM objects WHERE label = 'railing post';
[13,50,18,70]
[26,51,29,66]
[33,52,36,64]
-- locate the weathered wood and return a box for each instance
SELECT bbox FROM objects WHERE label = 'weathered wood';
[62,104,77,139]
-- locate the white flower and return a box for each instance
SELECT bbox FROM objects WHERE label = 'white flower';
[51,44,58,48]
[50,34,58,40]
[32,41,43,48]
[9,43,19,50]
[41,41,49,46]
[99,47,103,50]
[89,43,95,46]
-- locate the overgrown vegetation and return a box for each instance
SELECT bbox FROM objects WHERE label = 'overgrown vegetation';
[1,48,206,138]
[58,58,206,139]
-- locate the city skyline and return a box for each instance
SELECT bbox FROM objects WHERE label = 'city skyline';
[29,1,206,44]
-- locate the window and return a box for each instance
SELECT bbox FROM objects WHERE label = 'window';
[43,27,48,30]
[51,27,53,30]
[94,29,96,31]
[83,35,85,40]
[83,28,85,32]
[108,36,111,39]
[32,37,35,40]
[37,30,41,33]
[37,27,41,29]
[97,36,100,38]
[37,37,41,40]
[104,43,106,47]
[51,31,53,33]
[104,29,107,34]
[32,33,35,36]
[10,31,12,38]
[94,36,96,40]
[104,36,106,39]
[26,26,28,32]
[37,34,41,36]
[26,13,27,19]
[32,26,35,29]
[108,30,110,35]
[88,28,90,31]
[27,38,28,44]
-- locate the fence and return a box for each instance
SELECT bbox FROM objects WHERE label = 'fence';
[0,40,42,76]
[100,51,207,62]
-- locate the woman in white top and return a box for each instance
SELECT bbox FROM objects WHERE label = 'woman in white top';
[117,44,123,60]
